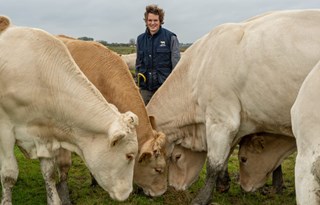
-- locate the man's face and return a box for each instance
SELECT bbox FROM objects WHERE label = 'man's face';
[147,13,160,35]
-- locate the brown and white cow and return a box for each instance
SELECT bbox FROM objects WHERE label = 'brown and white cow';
[291,59,320,205]
[147,10,320,204]
[0,16,138,204]
[56,35,167,201]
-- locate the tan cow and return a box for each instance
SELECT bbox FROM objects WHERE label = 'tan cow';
[238,133,296,192]
[169,145,206,190]
[55,35,167,202]
[291,60,320,205]
[0,16,138,205]
[147,10,320,204]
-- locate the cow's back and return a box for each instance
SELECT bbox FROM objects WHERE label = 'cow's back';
[191,9,320,137]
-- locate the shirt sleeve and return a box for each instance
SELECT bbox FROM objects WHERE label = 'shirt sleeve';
[170,35,181,69]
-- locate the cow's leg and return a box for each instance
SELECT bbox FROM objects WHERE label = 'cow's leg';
[56,148,72,205]
[295,153,320,205]
[40,157,61,205]
[191,123,237,205]
[90,173,98,187]
[0,126,18,205]
[272,165,284,194]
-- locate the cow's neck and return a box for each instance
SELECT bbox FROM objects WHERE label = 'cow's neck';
[39,50,117,134]
[65,41,155,147]
[147,59,206,151]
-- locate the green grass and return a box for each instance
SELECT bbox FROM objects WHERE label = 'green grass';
[107,46,136,55]
[1,147,296,205]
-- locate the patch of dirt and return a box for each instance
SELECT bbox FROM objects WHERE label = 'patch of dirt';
[162,187,193,205]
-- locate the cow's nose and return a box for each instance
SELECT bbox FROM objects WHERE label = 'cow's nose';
[240,184,254,192]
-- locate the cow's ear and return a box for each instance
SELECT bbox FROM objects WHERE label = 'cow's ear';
[110,132,125,147]
[124,111,139,128]
[138,151,152,163]
[149,116,157,129]
[153,132,166,157]
[252,136,265,153]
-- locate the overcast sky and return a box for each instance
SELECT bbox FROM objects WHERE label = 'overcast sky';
[2,0,319,43]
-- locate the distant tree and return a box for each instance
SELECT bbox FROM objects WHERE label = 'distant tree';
[97,40,108,47]
[78,36,94,41]
[129,38,135,46]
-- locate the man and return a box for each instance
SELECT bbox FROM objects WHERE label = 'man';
[136,4,181,105]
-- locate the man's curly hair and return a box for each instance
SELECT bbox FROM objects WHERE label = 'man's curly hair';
[144,4,165,25]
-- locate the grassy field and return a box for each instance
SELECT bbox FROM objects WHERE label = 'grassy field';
[108,46,136,55]
[3,146,297,205]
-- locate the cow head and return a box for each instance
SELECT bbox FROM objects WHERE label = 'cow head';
[238,133,296,192]
[80,111,139,201]
[168,145,207,190]
[133,116,167,197]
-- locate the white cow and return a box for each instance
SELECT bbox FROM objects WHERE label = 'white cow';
[120,53,136,71]
[291,60,320,205]
[147,10,320,204]
[0,16,139,204]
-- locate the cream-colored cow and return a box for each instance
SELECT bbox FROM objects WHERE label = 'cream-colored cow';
[120,53,136,71]
[147,10,320,204]
[291,59,320,205]
[0,16,138,204]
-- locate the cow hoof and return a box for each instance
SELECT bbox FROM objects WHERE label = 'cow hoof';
[191,193,212,205]
[56,182,71,205]
[216,173,231,193]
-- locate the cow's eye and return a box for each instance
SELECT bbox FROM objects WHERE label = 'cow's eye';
[126,153,135,161]
[175,154,181,160]
[241,157,247,163]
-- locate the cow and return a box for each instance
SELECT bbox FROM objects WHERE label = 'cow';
[291,59,320,205]
[120,53,136,71]
[169,145,206,190]
[55,35,167,203]
[0,16,139,205]
[238,133,296,193]
[146,10,320,204]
